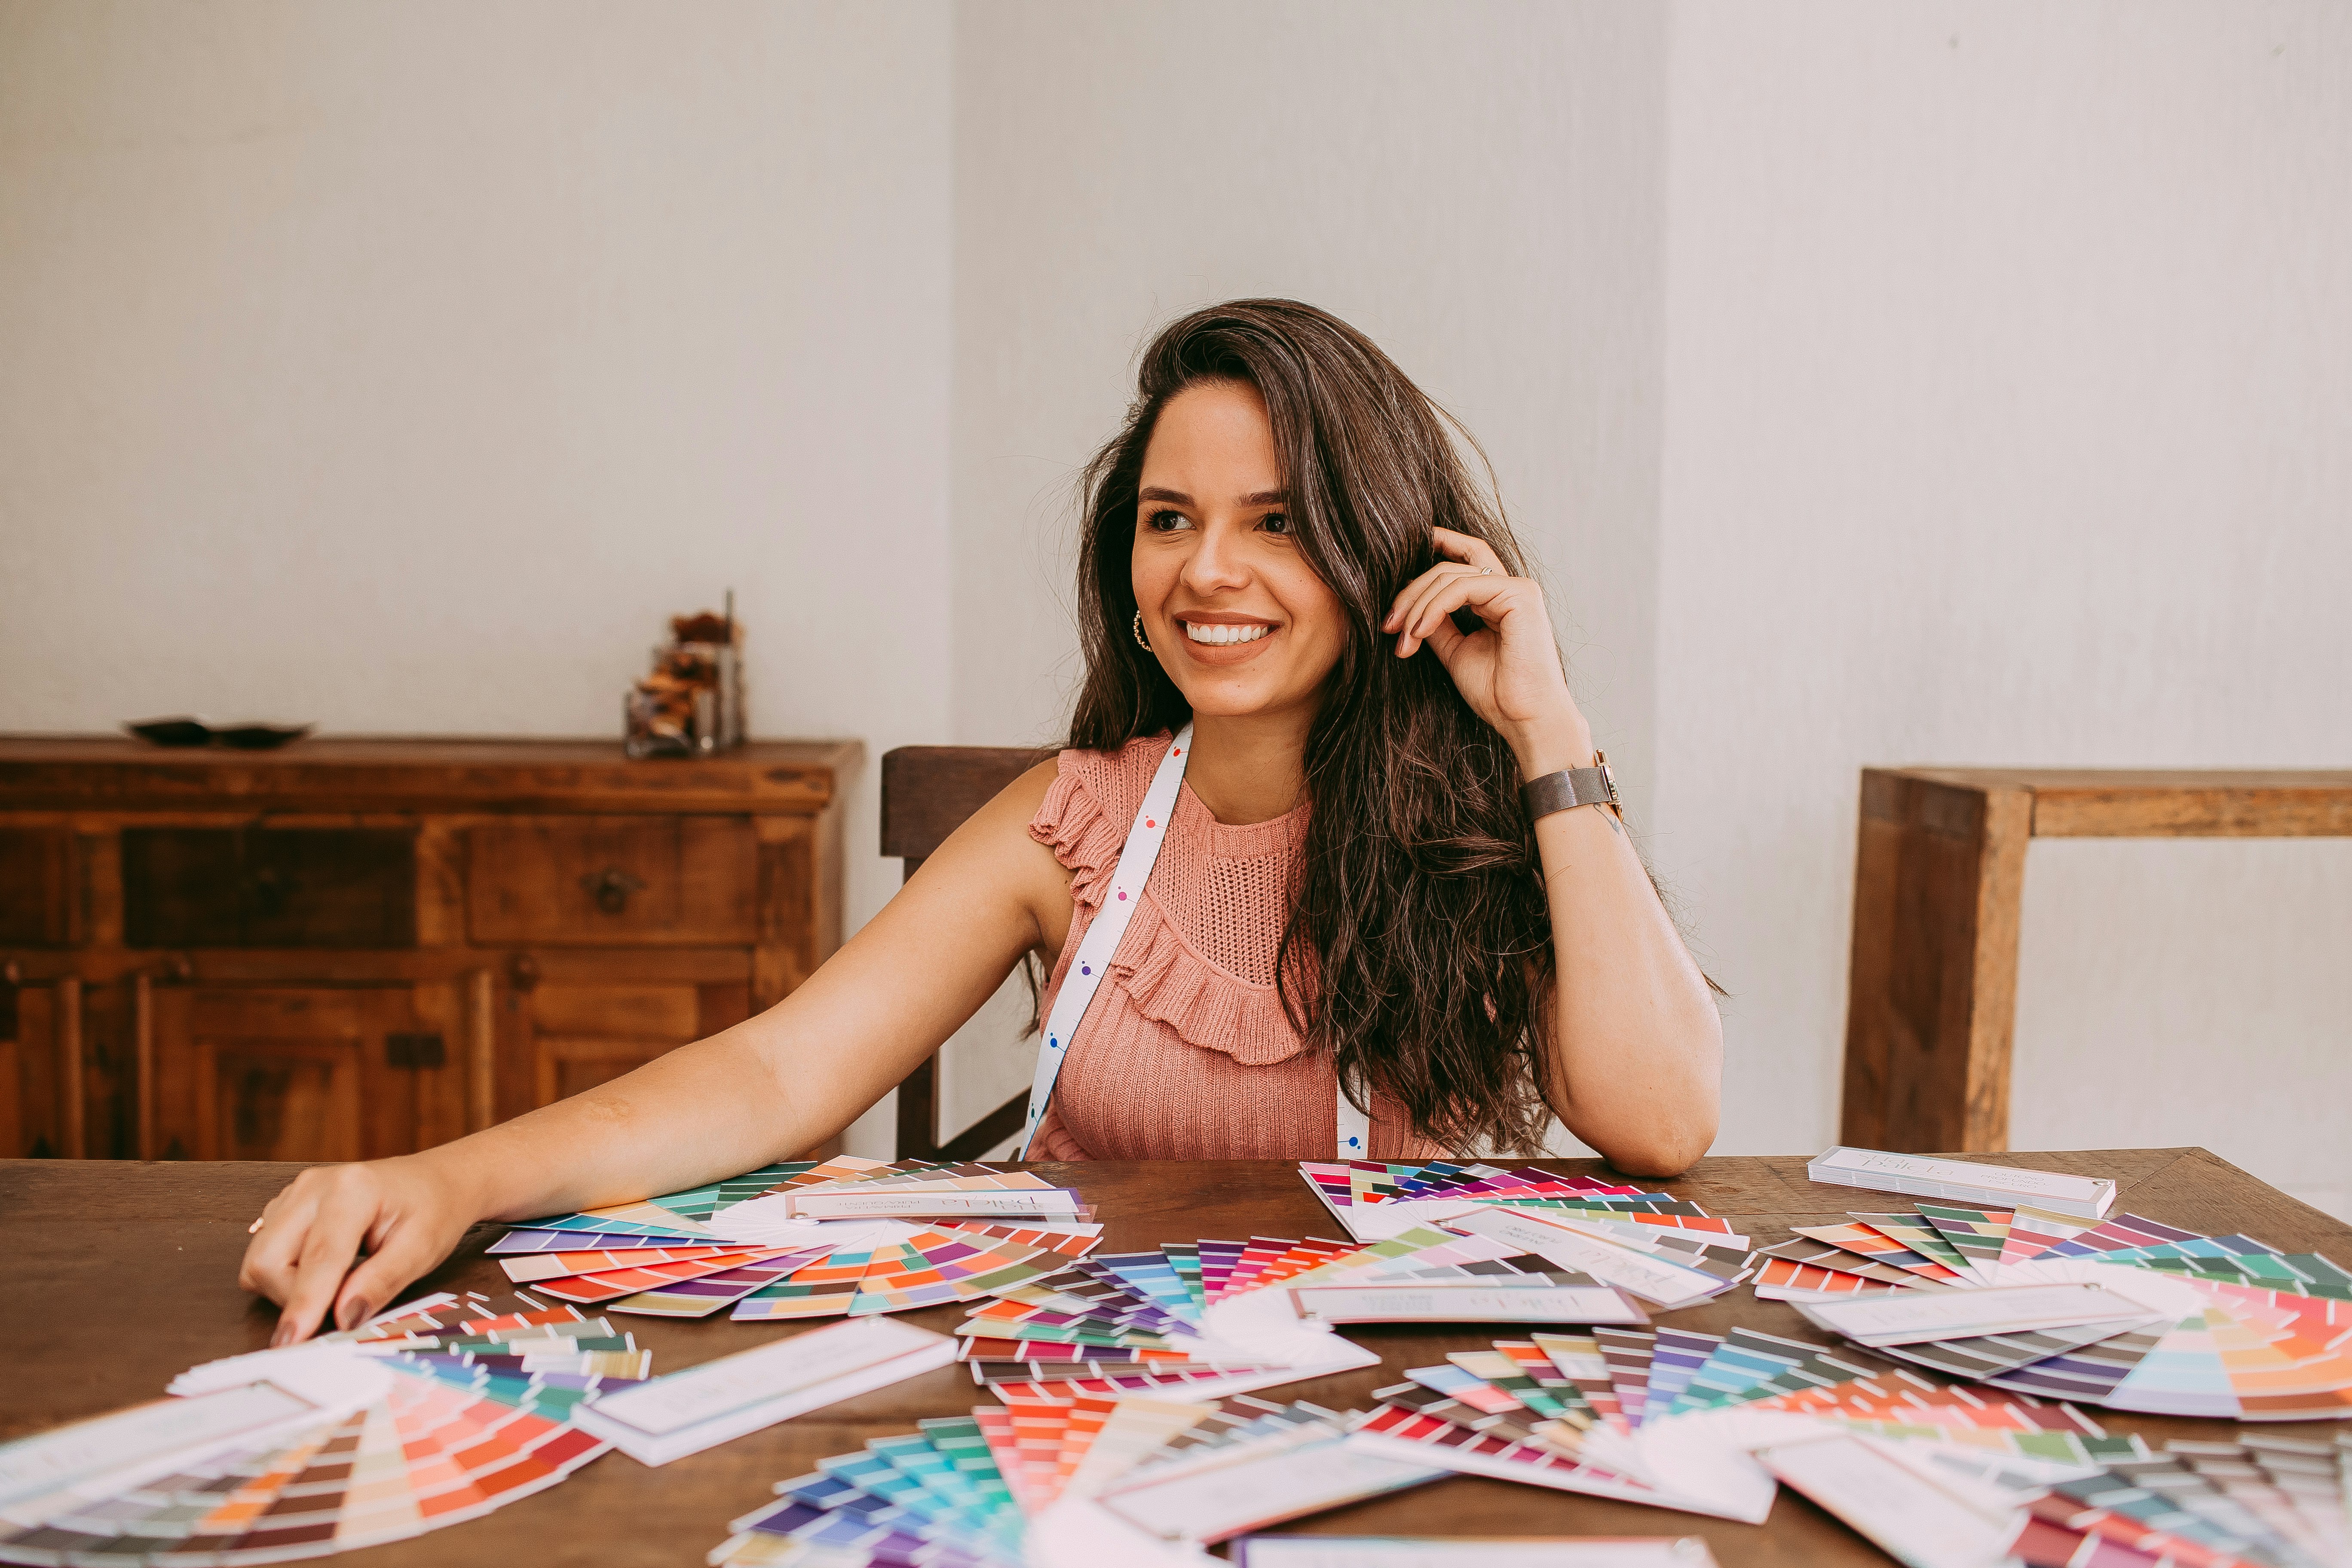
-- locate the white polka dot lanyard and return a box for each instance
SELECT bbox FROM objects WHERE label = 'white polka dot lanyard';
[1017,723,1372,1161]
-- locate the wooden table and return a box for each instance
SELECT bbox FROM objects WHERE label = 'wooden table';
[9,1150,2348,1567]
[1840,767,2352,1154]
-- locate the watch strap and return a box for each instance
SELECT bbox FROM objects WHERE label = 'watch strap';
[1521,753,1619,821]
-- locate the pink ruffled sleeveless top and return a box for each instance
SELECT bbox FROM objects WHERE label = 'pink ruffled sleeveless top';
[1027,734,1447,1161]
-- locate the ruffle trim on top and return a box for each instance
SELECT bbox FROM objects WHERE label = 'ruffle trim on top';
[1028,749,1136,915]
[1108,900,1306,1066]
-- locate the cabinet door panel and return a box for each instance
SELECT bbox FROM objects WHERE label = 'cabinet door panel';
[0,828,75,946]
[151,986,455,1161]
[200,1039,362,1162]
[467,818,757,945]
[505,981,706,1116]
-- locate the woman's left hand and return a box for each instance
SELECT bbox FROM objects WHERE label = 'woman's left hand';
[1383,527,1592,775]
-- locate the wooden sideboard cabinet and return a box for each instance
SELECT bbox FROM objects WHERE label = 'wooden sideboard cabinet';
[0,738,858,1161]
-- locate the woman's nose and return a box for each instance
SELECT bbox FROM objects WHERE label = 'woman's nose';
[1179,522,1250,595]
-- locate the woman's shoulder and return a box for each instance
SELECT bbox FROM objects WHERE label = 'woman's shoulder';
[1029,732,1172,902]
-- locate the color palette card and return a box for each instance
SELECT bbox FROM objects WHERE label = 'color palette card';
[1288,1280,1648,1326]
[1092,1424,1443,1546]
[574,1317,956,1466]
[784,1187,1090,1221]
[1754,1432,2025,1568]
[1790,1283,2164,1347]
[1441,1208,1742,1310]
[1298,1161,1669,1243]
[1233,1537,1721,1568]
[1809,1147,2116,1222]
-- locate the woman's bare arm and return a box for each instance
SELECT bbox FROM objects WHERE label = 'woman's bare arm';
[1525,799,1723,1176]
[239,759,1071,1342]
[1387,526,1722,1176]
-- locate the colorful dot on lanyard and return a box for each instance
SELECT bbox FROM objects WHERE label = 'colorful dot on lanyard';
[1145,820,1155,829]
[1081,965,1090,975]
[1049,1036,1058,1050]
[1118,890,1127,900]
[1172,747,1181,756]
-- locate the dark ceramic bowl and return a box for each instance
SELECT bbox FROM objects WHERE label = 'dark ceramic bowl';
[213,723,314,750]
[125,718,213,747]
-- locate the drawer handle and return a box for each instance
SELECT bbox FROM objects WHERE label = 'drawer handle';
[580,867,647,914]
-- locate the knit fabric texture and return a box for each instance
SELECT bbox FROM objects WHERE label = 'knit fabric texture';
[1026,732,1446,1161]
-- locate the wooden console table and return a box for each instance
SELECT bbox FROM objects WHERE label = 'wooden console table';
[1840,767,2352,1153]
[3,1149,2337,1567]
[0,737,858,1162]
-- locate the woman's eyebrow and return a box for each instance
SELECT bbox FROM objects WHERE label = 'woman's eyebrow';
[1136,486,1289,505]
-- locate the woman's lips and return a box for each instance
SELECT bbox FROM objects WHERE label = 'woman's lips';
[1184,622,1271,646]
[1173,618,1278,666]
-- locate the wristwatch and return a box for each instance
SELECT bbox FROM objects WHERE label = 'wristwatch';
[1521,752,1620,821]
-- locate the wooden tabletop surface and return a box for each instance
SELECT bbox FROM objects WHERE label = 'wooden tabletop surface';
[8,1148,2347,1567]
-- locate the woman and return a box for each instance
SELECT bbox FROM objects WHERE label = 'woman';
[242,300,1722,1344]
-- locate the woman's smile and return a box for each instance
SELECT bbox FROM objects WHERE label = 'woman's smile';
[1175,612,1279,663]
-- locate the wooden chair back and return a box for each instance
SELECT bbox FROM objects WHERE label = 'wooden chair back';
[880,744,1055,1161]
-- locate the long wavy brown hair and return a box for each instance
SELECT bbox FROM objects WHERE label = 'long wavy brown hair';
[1067,299,1557,1154]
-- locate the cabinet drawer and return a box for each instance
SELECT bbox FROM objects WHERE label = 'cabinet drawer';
[466,817,758,945]
[122,828,416,949]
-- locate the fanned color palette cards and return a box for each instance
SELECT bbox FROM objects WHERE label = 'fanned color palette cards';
[1759,1194,2352,1420]
[1341,1324,2178,1556]
[708,1393,1449,1568]
[1297,1160,1758,1314]
[0,1292,625,1567]
[491,1157,1105,1324]
[949,1221,1700,1407]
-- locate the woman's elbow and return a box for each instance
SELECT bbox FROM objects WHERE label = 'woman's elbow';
[1590,1105,1717,1181]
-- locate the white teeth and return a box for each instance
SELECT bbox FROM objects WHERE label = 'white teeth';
[1182,622,1272,646]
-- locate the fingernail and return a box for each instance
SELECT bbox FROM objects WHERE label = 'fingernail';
[271,1322,295,1348]
[337,1297,371,1332]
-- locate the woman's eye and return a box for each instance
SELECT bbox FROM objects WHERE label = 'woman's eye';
[1145,509,1192,533]
[1259,513,1290,536]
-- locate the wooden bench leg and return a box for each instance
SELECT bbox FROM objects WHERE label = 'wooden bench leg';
[1841,770,2031,1153]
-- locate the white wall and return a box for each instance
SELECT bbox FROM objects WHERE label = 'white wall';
[1651,3,2352,1212]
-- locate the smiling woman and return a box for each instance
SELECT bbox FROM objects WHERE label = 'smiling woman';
[233,300,1724,1345]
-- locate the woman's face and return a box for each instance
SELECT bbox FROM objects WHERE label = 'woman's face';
[1132,380,1347,723]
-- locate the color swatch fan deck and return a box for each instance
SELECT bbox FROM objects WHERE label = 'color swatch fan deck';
[490,1158,1107,1323]
[708,1393,1447,1568]
[1299,1161,1758,1311]
[946,1213,1709,1406]
[1752,1200,2352,1421]
[0,1293,627,1567]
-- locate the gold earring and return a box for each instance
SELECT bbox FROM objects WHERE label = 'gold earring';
[1132,610,1152,650]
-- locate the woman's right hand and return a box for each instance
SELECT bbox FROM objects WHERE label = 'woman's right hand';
[238,1152,483,1345]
